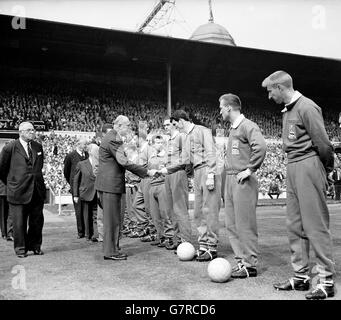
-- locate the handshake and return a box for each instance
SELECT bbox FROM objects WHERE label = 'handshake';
[147,167,168,178]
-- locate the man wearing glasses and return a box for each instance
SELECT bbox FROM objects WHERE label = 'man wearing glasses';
[0,122,46,258]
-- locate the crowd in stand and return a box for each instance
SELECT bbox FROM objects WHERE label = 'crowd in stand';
[256,142,287,196]
[38,133,90,195]
[1,82,340,196]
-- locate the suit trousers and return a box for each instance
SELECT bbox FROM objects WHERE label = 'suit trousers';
[98,191,122,256]
[224,174,259,268]
[149,183,174,239]
[0,196,12,238]
[96,203,103,241]
[9,191,44,255]
[73,197,85,237]
[286,156,335,279]
[334,184,341,201]
[120,193,126,236]
[82,195,98,239]
[193,166,221,249]
[164,171,192,242]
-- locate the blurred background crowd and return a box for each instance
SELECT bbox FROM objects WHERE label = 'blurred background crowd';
[1,82,340,197]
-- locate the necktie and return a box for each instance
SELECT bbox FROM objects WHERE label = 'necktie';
[28,142,33,162]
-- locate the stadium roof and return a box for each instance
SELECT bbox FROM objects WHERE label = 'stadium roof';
[1,14,341,105]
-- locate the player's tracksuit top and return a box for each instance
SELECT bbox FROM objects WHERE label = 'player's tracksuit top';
[282,94,334,173]
[225,115,266,174]
[167,124,217,176]
[166,131,183,166]
[141,146,167,186]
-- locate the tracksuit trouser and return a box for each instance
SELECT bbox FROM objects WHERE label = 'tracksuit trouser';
[149,183,174,240]
[164,170,192,242]
[286,156,335,280]
[224,173,258,268]
[193,166,221,250]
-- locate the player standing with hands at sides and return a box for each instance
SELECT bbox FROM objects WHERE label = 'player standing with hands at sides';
[159,110,221,262]
[219,94,266,279]
[163,117,192,249]
[262,70,336,300]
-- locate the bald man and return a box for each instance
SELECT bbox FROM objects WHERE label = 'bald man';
[73,143,100,241]
[0,122,46,257]
[262,70,336,300]
[95,115,156,260]
[64,136,89,238]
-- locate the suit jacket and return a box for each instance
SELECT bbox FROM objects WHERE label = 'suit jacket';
[63,150,89,194]
[95,129,148,194]
[0,139,46,204]
[0,180,6,196]
[73,159,97,201]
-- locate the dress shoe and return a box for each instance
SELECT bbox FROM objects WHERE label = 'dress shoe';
[17,253,28,258]
[305,281,334,300]
[91,237,99,242]
[7,236,14,241]
[118,252,128,258]
[231,264,257,278]
[32,249,44,255]
[77,235,85,239]
[196,248,217,262]
[273,276,310,291]
[104,253,127,261]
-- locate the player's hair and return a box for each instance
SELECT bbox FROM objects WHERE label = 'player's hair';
[151,134,163,144]
[114,115,129,127]
[219,93,241,111]
[262,70,293,89]
[171,109,190,122]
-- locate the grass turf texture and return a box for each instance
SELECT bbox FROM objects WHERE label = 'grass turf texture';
[0,204,340,300]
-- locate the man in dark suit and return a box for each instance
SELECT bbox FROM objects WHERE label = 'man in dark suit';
[63,137,89,238]
[95,124,114,242]
[73,143,99,241]
[95,115,156,261]
[0,180,12,240]
[0,122,46,257]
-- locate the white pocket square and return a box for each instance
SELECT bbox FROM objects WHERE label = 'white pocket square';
[37,152,42,155]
